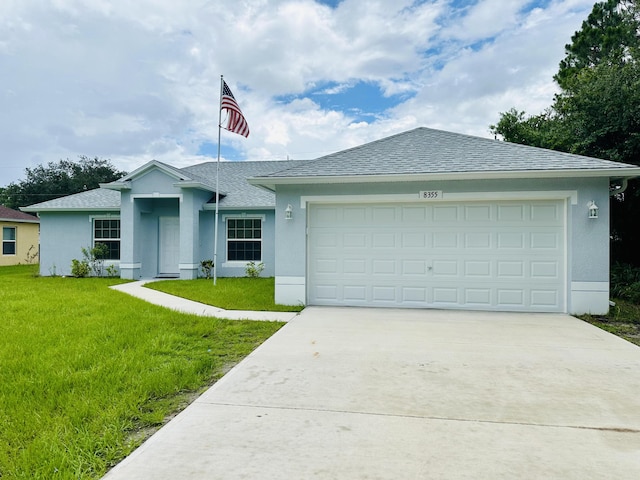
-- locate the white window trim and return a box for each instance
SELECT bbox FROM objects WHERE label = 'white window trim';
[224,216,263,265]
[92,216,121,261]
[2,226,16,256]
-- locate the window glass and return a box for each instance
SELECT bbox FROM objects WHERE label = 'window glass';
[2,227,16,255]
[227,218,262,261]
[94,219,120,260]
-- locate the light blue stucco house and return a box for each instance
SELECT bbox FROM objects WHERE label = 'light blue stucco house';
[23,127,640,315]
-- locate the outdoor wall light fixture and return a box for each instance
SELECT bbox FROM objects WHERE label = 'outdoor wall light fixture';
[588,200,599,219]
[285,204,293,220]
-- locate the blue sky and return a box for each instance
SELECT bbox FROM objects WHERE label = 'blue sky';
[0,0,597,187]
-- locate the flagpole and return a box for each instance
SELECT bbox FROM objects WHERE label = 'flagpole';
[213,75,223,286]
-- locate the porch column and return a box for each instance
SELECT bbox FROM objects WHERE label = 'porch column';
[179,192,199,279]
[119,193,142,279]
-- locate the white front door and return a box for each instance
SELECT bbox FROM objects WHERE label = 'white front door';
[307,201,566,312]
[159,216,180,276]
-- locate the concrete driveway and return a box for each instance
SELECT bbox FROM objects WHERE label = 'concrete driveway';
[104,307,640,479]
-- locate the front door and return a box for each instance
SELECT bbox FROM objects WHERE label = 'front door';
[158,216,180,276]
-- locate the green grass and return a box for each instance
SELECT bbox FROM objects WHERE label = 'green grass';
[145,277,304,312]
[579,299,640,346]
[0,265,284,479]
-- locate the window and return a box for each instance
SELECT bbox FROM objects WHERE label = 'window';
[2,227,16,255]
[94,219,120,260]
[227,218,262,261]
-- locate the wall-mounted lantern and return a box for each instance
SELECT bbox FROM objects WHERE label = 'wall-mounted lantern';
[588,201,599,219]
[285,204,293,220]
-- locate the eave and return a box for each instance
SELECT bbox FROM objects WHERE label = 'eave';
[249,167,640,191]
[20,206,120,213]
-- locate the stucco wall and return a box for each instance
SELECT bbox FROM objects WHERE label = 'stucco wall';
[204,209,276,278]
[0,221,39,266]
[273,177,611,314]
[38,211,117,276]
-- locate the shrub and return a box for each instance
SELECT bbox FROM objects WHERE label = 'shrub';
[71,259,90,278]
[245,261,265,278]
[200,259,214,279]
[105,264,118,277]
[622,282,640,304]
[72,244,110,277]
[610,263,640,299]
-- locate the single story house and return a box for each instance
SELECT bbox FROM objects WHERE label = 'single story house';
[0,205,39,266]
[23,127,640,314]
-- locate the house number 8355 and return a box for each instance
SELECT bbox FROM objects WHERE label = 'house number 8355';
[419,190,443,200]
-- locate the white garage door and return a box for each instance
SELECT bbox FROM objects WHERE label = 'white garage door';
[307,201,566,312]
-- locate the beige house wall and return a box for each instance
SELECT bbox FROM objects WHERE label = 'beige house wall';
[1,221,39,266]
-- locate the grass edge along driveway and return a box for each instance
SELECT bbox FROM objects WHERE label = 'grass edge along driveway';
[0,265,284,479]
[145,277,304,312]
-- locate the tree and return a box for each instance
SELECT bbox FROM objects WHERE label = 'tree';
[0,156,127,210]
[555,0,638,90]
[491,0,640,265]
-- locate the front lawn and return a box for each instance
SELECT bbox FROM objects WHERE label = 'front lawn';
[145,277,304,312]
[0,265,283,479]
[579,299,640,346]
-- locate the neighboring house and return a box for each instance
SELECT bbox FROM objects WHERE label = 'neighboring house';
[23,127,640,315]
[0,205,39,266]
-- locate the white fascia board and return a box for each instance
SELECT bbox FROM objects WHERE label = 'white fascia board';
[173,181,215,192]
[0,216,40,223]
[100,181,131,191]
[20,206,120,213]
[118,160,188,183]
[249,168,640,188]
[202,204,274,211]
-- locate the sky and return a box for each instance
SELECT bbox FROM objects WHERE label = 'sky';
[0,0,597,188]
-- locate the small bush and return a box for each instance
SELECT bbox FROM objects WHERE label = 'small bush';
[245,261,265,278]
[71,259,90,278]
[610,263,640,300]
[622,282,640,304]
[105,264,118,277]
[200,260,214,279]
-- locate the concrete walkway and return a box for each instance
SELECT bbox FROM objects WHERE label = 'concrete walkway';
[103,307,640,479]
[109,280,299,322]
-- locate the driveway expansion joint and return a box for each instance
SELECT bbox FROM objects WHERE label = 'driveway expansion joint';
[199,401,639,433]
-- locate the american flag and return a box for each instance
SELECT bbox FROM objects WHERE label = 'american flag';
[220,81,250,138]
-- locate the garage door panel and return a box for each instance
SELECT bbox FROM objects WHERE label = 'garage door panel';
[372,233,396,248]
[531,290,559,307]
[308,201,565,312]
[433,205,458,221]
[498,204,525,221]
[432,260,457,276]
[531,261,560,278]
[433,232,458,248]
[402,287,427,302]
[531,203,561,221]
[497,232,525,248]
[433,287,458,303]
[372,259,395,274]
[464,205,492,221]
[531,232,561,249]
[465,288,492,305]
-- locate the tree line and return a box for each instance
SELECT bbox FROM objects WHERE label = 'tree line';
[0,156,126,211]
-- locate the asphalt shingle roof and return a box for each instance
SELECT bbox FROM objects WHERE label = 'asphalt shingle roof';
[0,205,39,222]
[257,127,638,179]
[181,160,305,207]
[21,188,121,211]
[22,161,306,211]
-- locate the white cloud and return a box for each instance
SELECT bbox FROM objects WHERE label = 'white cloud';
[0,0,597,188]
